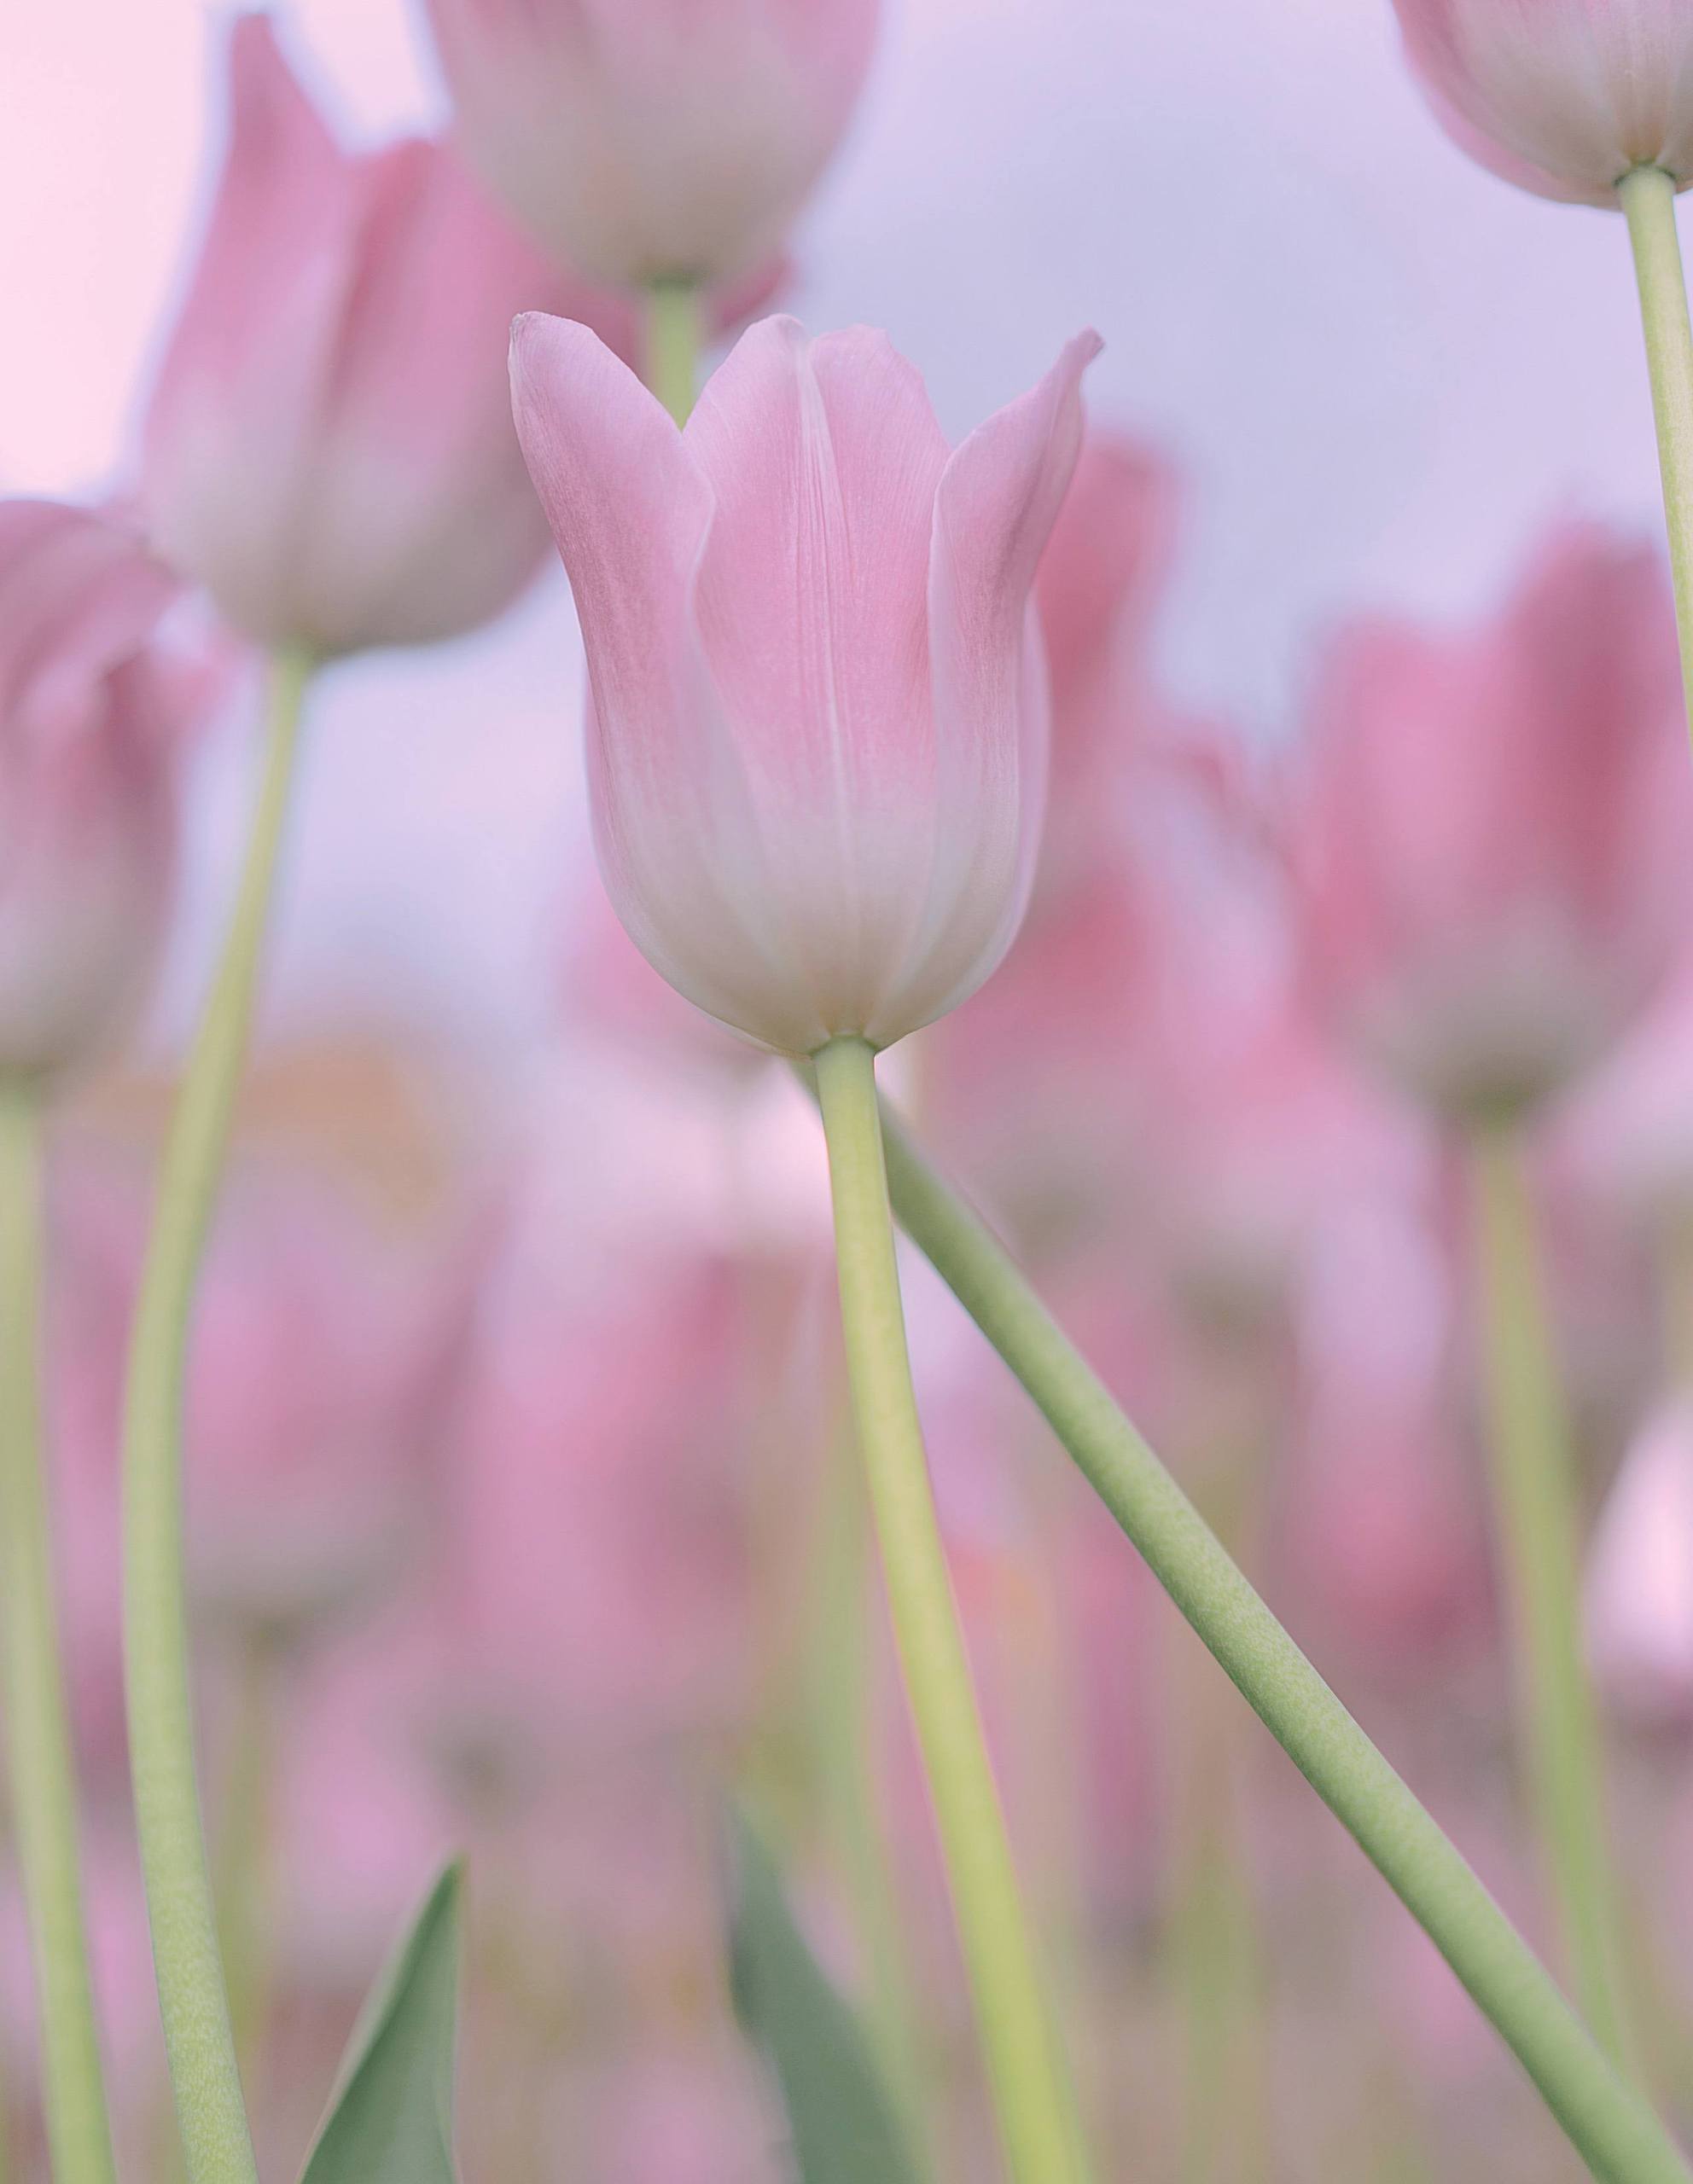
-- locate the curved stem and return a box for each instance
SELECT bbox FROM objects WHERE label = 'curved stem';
[645,278,701,427]
[1620,165,1693,748]
[124,648,311,2184]
[0,1086,118,2184]
[1465,1124,1632,2064]
[858,1088,1690,2184]
[812,1037,1091,2184]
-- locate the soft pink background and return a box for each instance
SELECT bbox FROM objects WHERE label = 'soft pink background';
[3,0,1684,1051]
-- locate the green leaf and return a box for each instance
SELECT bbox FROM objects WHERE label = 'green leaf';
[298,1861,464,2184]
[728,1812,924,2184]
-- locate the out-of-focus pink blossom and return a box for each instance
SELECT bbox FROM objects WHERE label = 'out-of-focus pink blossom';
[1035,430,1177,828]
[512,312,1099,1054]
[1586,1397,1693,1722]
[1393,0,1693,207]
[0,500,200,1082]
[142,15,565,655]
[424,0,879,287]
[1289,526,1690,1118]
[1561,950,1693,1233]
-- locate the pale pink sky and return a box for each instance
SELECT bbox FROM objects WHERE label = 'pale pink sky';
[2,0,1682,1049]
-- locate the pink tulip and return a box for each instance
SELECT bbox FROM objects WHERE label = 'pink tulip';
[1392,0,1693,206]
[0,500,199,1082]
[1036,429,1177,820]
[424,0,879,288]
[1289,525,1690,1118]
[511,312,1100,1054]
[141,15,567,655]
[1585,1397,1693,1721]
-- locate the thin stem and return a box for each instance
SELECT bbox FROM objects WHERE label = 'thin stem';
[645,277,701,426]
[806,1415,936,2175]
[1466,1124,1633,2064]
[212,1631,282,2085]
[124,647,311,2184]
[812,1037,1091,2184]
[0,1086,118,2184]
[1621,166,1693,748]
[857,1088,1691,2184]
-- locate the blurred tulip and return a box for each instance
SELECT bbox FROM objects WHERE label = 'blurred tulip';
[512,312,1099,1054]
[424,0,879,288]
[0,500,200,1083]
[141,15,564,655]
[1392,0,1693,206]
[1585,1397,1693,1722]
[1290,525,1689,1118]
[1036,429,1177,828]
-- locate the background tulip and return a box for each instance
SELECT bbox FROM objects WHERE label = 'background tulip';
[424,0,880,289]
[510,311,1099,1055]
[0,499,199,1083]
[1391,0,1693,207]
[140,15,564,657]
[1290,524,1690,1119]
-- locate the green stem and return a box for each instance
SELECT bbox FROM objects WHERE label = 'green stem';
[807,1417,936,2175]
[812,1037,1091,2184]
[1466,1125,1632,2064]
[860,1089,1690,2184]
[212,1632,282,2085]
[123,647,311,2184]
[1620,164,1693,747]
[0,1087,118,2184]
[645,278,701,426]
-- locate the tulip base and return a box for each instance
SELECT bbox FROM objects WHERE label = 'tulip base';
[0,1084,118,2184]
[812,1035,1091,2184]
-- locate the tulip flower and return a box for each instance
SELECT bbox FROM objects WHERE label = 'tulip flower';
[1392,0,1693,207]
[141,14,561,658]
[0,500,197,1085]
[1292,524,1687,1122]
[1390,1,1693,763]
[515,307,1099,2183]
[1292,526,1688,2061]
[0,493,209,2184]
[511,311,1098,1057]
[424,0,879,292]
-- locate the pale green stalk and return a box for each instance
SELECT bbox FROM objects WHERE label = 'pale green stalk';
[813,1037,1091,2184]
[645,278,702,427]
[1620,166,1693,748]
[0,1085,118,2184]
[124,648,311,2184]
[1466,1124,1632,2065]
[212,1631,282,2084]
[856,1088,1691,2184]
[806,1417,935,2175]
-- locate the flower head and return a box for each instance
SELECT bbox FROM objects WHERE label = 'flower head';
[0,501,201,1083]
[1393,0,1693,206]
[425,0,880,286]
[511,313,1099,1054]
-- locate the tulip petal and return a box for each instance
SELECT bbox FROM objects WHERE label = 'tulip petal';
[684,317,951,1037]
[510,312,812,1045]
[882,331,1101,1041]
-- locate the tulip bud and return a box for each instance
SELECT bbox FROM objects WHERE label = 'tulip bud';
[511,312,1099,1056]
[1392,0,1693,206]
[424,0,880,288]
[141,15,570,657]
[1289,526,1690,1119]
[0,501,199,1083]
